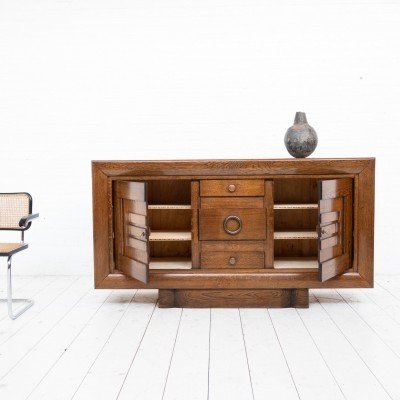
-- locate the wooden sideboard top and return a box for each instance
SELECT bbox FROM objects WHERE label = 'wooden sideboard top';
[92,158,375,177]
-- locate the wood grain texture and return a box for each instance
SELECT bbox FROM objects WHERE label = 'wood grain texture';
[290,289,309,307]
[147,180,191,205]
[201,251,264,269]
[92,163,111,287]
[200,179,264,197]
[150,241,191,258]
[114,181,150,284]
[158,289,175,308]
[191,181,200,268]
[274,238,318,258]
[265,180,274,268]
[201,197,264,209]
[93,159,372,177]
[97,270,372,290]
[357,160,375,286]
[92,158,375,294]
[318,178,353,282]
[319,254,350,282]
[158,289,309,308]
[273,179,319,240]
[353,174,359,271]
[200,240,265,252]
[120,256,148,286]
[116,181,147,201]
[319,178,352,199]
[274,178,318,204]
[199,208,266,240]
[148,209,191,231]
[274,209,318,231]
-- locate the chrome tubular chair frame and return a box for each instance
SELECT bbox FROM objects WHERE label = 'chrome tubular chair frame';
[0,193,38,319]
[0,255,34,319]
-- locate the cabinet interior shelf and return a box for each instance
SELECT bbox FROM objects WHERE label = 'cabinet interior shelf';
[148,205,191,210]
[149,258,192,269]
[274,231,318,240]
[274,257,318,269]
[274,204,318,210]
[149,231,192,241]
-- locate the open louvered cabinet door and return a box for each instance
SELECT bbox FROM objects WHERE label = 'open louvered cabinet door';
[318,178,353,282]
[114,181,150,283]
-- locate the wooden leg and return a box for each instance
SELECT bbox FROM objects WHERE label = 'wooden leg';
[290,289,309,308]
[158,289,175,308]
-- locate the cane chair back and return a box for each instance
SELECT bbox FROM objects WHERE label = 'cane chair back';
[0,193,32,230]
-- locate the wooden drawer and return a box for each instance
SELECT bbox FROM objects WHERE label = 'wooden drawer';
[199,208,266,240]
[201,251,264,268]
[200,180,264,197]
[201,241,265,268]
[201,197,264,209]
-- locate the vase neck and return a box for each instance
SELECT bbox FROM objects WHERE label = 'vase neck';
[294,112,308,124]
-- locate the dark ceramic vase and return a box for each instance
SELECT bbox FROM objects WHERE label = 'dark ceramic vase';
[284,112,318,158]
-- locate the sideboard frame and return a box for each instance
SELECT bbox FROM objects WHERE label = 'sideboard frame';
[92,158,375,290]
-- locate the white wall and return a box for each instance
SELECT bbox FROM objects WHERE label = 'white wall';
[0,0,399,275]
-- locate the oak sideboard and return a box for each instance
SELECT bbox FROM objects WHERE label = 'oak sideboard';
[92,158,375,308]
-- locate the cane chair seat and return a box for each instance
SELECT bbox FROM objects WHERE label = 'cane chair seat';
[0,243,28,256]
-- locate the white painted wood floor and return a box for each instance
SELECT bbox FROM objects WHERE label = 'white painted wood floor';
[1,275,400,400]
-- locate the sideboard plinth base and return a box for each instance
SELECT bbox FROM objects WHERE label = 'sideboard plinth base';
[158,288,309,308]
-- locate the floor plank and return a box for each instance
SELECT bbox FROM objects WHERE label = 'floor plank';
[0,275,399,400]
[0,275,37,316]
[72,290,158,400]
[338,288,400,357]
[117,302,182,400]
[299,292,391,400]
[208,308,253,400]
[362,285,400,325]
[0,286,112,400]
[269,307,345,400]
[163,308,210,400]
[0,275,57,324]
[0,277,90,378]
[376,275,400,301]
[239,308,299,400]
[26,289,136,400]
[314,288,400,400]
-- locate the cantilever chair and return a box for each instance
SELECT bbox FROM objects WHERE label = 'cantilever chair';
[0,193,39,319]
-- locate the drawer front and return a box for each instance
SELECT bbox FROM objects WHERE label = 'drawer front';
[199,208,266,240]
[200,180,264,197]
[201,250,264,269]
[201,197,264,209]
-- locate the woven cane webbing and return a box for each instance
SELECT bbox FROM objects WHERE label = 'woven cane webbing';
[0,193,30,229]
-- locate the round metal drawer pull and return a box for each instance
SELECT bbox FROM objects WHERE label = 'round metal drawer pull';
[223,215,242,235]
[227,184,236,192]
[229,257,237,265]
